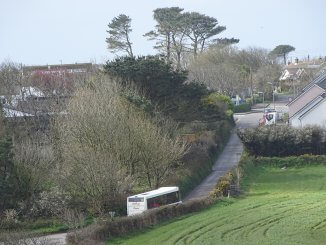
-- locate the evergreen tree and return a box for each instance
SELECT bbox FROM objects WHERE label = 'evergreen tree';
[270,45,295,65]
[106,14,134,57]
[184,12,227,57]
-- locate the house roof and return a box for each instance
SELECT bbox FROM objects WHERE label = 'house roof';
[286,59,325,69]
[318,76,326,89]
[22,63,93,73]
[2,107,33,118]
[19,86,45,98]
[280,68,303,80]
[291,93,326,120]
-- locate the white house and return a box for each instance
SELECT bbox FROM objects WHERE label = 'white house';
[290,93,326,127]
[288,72,326,127]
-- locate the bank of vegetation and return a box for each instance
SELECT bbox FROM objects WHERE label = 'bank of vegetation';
[94,155,326,245]
[0,56,233,239]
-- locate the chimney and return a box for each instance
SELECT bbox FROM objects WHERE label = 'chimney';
[295,57,299,64]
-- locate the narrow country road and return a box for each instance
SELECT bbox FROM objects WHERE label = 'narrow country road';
[184,111,262,201]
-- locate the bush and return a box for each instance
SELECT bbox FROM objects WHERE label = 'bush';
[176,142,214,196]
[210,172,234,198]
[245,97,253,105]
[0,209,20,229]
[0,231,50,245]
[201,93,234,111]
[238,125,326,157]
[233,103,251,113]
[18,187,71,219]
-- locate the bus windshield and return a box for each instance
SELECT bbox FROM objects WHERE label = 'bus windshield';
[128,197,144,202]
[147,191,180,209]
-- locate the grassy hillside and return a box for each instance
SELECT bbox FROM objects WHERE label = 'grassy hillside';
[109,164,326,245]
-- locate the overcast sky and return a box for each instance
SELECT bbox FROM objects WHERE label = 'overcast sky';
[1,0,325,65]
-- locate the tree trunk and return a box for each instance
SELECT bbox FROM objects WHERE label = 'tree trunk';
[283,54,286,65]
[176,51,181,70]
[193,37,198,59]
[200,39,206,53]
[166,33,171,62]
[125,29,133,58]
[146,171,152,189]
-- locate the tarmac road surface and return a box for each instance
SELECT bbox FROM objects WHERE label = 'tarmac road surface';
[184,111,262,201]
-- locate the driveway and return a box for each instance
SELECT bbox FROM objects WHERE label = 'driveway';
[184,111,262,201]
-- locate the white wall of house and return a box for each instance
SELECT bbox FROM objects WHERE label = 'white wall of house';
[290,114,302,127]
[290,100,326,127]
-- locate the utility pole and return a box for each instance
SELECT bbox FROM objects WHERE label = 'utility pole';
[250,67,253,101]
[268,81,275,109]
[272,81,275,109]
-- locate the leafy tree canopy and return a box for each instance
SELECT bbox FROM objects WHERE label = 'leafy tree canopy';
[106,14,134,57]
[105,55,228,122]
[270,45,295,64]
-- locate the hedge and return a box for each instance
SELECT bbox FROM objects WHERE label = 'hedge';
[237,125,326,157]
[252,155,326,168]
[233,103,251,113]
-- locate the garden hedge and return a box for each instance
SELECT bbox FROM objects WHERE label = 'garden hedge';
[238,125,326,157]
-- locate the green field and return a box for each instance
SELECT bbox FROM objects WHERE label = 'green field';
[109,164,326,245]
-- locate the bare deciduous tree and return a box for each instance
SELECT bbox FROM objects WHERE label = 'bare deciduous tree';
[54,75,187,212]
[188,46,281,97]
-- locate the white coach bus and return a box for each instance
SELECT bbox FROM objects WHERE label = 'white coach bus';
[127,186,181,216]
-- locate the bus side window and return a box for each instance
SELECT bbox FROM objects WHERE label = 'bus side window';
[147,196,162,209]
[147,191,180,209]
[166,192,179,204]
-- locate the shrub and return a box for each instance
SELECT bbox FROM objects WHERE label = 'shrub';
[18,187,71,219]
[233,103,251,113]
[201,93,234,111]
[210,172,234,198]
[0,209,20,229]
[0,230,50,245]
[0,137,15,212]
[238,125,326,156]
[62,209,86,229]
[245,97,253,105]
[176,143,213,196]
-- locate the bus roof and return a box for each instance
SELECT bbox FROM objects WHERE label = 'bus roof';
[128,187,179,200]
